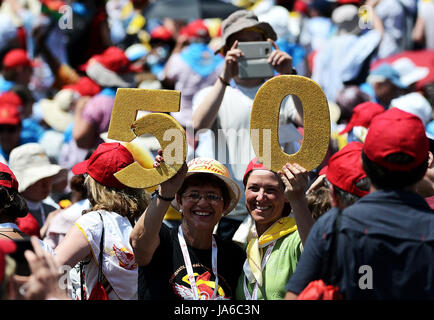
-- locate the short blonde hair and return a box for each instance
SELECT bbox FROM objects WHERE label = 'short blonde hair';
[84,175,150,222]
[306,186,331,221]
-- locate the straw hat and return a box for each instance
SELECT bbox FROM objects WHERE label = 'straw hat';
[40,89,76,132]
[185,157,241,215]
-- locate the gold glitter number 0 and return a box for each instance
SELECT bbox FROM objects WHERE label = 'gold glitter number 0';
[250,75,330,172]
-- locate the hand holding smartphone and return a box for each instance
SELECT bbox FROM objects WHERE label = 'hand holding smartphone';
[237,41,275,79]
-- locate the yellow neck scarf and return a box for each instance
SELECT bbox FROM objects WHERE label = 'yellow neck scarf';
[245,216,297,286]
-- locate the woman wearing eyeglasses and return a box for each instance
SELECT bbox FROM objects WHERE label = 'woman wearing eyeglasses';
[130,154,245,300]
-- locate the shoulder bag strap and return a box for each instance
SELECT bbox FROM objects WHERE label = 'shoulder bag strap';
[79,212,105,299]
[97,212,105,283]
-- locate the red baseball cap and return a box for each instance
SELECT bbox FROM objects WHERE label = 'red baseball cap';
[0,162,19,190]
[243,157,270,185]
[72,142,135,189]
[150,25,173,41]
[340,102,385,135]
[179,19,209,40]
[3,49,36,68]
[0,239,17,283]
[363,108,429,171]
[325,142,369,197]
[79,47,133,74]
[63,76,101,97]
[0,92,23,108]
[0,104,21,126]
[16,213,40,236]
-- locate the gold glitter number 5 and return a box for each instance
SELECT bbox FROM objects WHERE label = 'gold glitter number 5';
[107,88,187,188]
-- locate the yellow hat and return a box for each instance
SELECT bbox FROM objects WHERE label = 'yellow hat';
[186,157,240,215]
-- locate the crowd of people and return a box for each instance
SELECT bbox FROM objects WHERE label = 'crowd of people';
[0,0,434,301]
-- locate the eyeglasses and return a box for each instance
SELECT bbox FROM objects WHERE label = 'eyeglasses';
[183,192,223,203]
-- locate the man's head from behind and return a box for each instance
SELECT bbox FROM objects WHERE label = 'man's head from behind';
[362,108,429,190]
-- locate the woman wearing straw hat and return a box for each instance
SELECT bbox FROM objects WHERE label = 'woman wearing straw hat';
[54,142,150,300]
[130,153,245,300]
[235,158,314,300]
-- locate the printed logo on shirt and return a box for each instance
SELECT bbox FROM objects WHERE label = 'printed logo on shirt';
[113,244,137,270]
[172,269,229,300]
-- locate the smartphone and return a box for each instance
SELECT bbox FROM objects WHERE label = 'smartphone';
[238,41,274,79]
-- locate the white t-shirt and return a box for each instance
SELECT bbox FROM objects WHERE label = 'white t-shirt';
[192,83,302,218]
[418,0,434,49]
[74,210,138,300]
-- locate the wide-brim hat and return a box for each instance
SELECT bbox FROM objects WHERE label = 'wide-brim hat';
[40,89,76,132]
[215,9,277,54]
[9,143,62,192]
[391,57,430,88]
[185,157,241,215]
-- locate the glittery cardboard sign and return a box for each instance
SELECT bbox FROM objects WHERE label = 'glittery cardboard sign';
[107,88,186,188]
[250,75,330,172]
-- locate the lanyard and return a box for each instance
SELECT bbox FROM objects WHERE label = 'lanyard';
[177,225,219,300]
[243,240,276,300]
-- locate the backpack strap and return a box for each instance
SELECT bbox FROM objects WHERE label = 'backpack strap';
[321,208,343,285]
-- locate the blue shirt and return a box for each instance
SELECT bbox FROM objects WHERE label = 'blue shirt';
[286,190,434,299]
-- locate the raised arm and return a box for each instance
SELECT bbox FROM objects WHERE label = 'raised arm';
[130,152,188,266]
[192,41,241,131]
[278,163,314,245]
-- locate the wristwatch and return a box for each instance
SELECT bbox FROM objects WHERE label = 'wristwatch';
[152,189,175,202]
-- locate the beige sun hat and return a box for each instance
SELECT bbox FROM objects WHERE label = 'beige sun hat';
[185,157,241,215]
[215,9,277,54]
[8,143,62,192]
[40,89,77,132]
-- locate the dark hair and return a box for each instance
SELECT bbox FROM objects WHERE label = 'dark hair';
[331,177,370,207]
[244,169,292,216]
[70,174,87,199]
[0,183,29,221]
[11,84,34,105]
[243,170,286,190]
[362,151,428,189]
[177,173,230,208]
